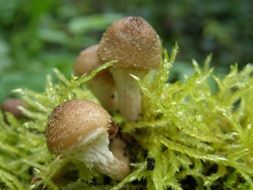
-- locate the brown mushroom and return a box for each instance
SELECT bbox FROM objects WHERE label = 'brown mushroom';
[73,45,117,112]
[1,98,26,118]
[45,100,129,180]
[98,16,162,121]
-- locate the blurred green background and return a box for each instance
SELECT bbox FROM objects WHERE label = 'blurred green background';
[0,0,252,102]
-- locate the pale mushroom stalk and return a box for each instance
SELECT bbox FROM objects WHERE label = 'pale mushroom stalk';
[109,136,130,176]
[85,71,117,112]
[98,16,162,121]
[71,131,129,180]
[45,100,129,180]
[68,131,129,180]
[74,45,117,111]
[110,69,145,121]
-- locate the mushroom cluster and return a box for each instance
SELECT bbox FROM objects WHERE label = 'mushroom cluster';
[45,16,161,180]
[74,16,162,121]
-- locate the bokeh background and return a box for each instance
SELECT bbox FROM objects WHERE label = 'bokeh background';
[0,0,252,102]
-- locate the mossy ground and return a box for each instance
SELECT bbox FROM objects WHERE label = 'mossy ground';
[1,47,253,190]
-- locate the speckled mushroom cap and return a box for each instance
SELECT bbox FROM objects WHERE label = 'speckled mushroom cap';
[98,16,162,70]
[45,100,111,154]
[73,45,101,77]
[73,44,114,82]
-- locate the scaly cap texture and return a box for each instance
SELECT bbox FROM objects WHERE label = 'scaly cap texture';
[73,45,101,77]
[45,100,111,154]
[98,16,162,70]
[74,44,114,83]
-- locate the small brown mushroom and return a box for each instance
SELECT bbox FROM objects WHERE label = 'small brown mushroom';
[73,45,117,112]
[1,98,26,118]
[98,16,162,121]
[45,100,129,180]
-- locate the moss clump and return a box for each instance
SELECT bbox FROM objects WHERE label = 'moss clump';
[0,47,253,189]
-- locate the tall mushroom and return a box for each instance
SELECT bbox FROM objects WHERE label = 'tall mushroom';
[73,45,117,112]
[45,100,129,180]
[98,16,162,121]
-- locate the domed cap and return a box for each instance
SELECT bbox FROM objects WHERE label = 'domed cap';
[45,100,111,154]
[98,16,162,70]
[1,98,26,118]
[73,45,101,77]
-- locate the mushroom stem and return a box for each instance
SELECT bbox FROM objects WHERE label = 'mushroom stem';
[74,45,117,112]
[110,68,145,121]
[86,71,117,111]
[67,129,128,180]
[109,136,130,176]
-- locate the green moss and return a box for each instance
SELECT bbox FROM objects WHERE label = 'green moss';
[0,47,253,189]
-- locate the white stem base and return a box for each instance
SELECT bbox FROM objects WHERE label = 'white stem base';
[70,130,129,180]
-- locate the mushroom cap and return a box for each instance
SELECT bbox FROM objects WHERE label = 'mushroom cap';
[73,44,114,83]
[73,45,101,77]
[45,100,111,154]
[1,98,26,118]
[98,16,162,70]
